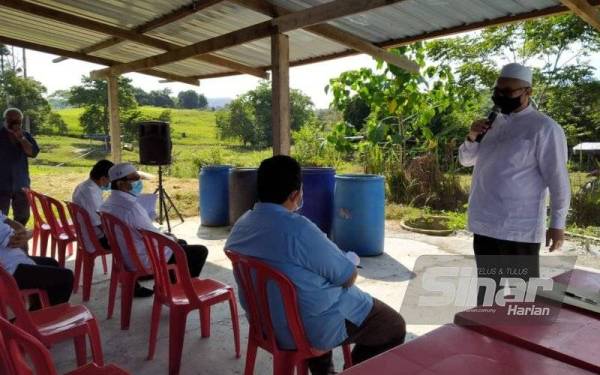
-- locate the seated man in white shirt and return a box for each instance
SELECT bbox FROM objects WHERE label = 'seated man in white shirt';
[0,213,73,308]
[72,159,114,249]
[100,163,208,298]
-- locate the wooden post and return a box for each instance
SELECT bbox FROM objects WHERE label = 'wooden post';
[107,74,121,163]
[271,33,290,156]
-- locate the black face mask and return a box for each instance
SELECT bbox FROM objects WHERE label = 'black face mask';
[492,94,523,114]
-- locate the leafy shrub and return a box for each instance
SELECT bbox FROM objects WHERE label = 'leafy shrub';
[292,122,343,168]
[570,177,600,227]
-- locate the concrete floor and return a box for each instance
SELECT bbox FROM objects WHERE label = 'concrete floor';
[49,219,599,375]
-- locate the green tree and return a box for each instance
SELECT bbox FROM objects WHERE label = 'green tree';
[426,14,600,163]
[342,95,370,131]
[177,90,207,109]
[148,88,175,107]
[0,70,51,134]
[216,82,314,147]
[69,76,137,135]
[43,112,68,135]
[133,87,152,106]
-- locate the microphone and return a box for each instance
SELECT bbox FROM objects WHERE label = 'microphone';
[475,106,500,143]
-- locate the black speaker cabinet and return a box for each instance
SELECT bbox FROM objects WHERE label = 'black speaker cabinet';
[138,121,172,165]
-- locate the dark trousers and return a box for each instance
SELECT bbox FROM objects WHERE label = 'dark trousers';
[308,298,406,374]
[474,234,541,306]
[0,190,30,226]
[13,256,74,308]
[169,243,209,278]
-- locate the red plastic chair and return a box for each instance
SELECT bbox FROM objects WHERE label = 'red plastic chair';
[0,267,105,368]
[39,193,76,267]
[23,188,52,257]
[0,316,129,375]
[140,229,240,375]
[100,212,153,330]
[225,250,353,375]
[67,202,110,301]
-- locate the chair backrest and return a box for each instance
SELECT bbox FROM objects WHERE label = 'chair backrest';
[24,188,48,227]
[66,201,106,255]
[39,193,75,240]
[139,229,197,304]
[0,316,58,375]
[224,250,314,354]
[100,212,151,274]
[0,267,42,343]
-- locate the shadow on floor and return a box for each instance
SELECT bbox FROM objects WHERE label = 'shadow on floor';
[358,252,416,282]
[196,224,231,240]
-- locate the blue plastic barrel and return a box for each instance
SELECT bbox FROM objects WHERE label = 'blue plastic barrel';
[299,167,335,235]
[332,174,385,256]
[199,165,232,226]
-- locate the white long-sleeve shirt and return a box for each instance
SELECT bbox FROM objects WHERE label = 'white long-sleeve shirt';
[100,191,171,271]
[459,104,570,243]
[0,213,34,274]
[73,179,105,252]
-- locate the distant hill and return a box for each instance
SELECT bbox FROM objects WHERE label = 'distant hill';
[207,97,232,109]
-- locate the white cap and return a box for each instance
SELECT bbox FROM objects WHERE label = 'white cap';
[108,163,138,182]
[499,63,532,85]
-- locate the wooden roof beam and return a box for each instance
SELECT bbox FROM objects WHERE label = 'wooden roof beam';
[53,0,227,63]
[90,0,419,78]
[0,35,199,86]
[233,0,416,73]
[560,0,600,31]
[0,0,268,79]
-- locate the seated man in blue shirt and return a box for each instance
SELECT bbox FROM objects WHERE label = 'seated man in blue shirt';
[226,155,406,374]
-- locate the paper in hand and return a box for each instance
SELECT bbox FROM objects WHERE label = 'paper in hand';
[137,193,158,220]
[345,251,360,267]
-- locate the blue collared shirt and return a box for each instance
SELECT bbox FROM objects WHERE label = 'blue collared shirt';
[225,202,373,351]
[0,127,39,192]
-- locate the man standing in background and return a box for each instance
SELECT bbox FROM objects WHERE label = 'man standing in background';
[0,108,40,226]
[458,63,571,305]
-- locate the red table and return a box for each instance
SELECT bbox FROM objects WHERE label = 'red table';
[340,324,593,374]
[455,300,600,372]
[553,269,600,294]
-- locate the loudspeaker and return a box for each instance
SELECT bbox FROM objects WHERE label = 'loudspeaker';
[138,121,172,165]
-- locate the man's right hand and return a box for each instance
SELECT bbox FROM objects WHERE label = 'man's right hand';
[467,119,490,142]
[8,229,30,249]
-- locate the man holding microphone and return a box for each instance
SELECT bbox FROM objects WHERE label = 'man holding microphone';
[459,63,571,306]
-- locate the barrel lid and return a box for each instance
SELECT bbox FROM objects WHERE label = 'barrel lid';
[302,167,336,174]
[201,165,233,171]
[230,167,257,172]
[335,174,384,181]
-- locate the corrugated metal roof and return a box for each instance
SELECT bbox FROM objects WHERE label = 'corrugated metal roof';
[0,0,578,83]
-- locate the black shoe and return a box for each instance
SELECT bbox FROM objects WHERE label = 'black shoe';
[134,283,154,298]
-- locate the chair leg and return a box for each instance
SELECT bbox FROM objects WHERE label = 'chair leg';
[73,250,83,294]
[32,226,40,256]
[244,339,258,375]
[273,355,295,375]
[74,335,87,367]
[120,278,135,330]
[297,361,309,375]
[57,241,67,267]
[200,306,211,338]
[101,254,108,275]
[40,230,49,257]
[67,241,74,257]
[147,296,162,360]
[168,310,187,375]
[342,344,353,369]
[107,270,118,320]
[228,291,241,358]
[50,238,57,260]
[82,258,95,302]
[87,319,105,366]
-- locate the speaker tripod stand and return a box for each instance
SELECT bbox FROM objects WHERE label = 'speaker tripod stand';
[154,165,184,233]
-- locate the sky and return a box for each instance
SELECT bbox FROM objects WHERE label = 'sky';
[23,48,378,109]
[17,43,600,110]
